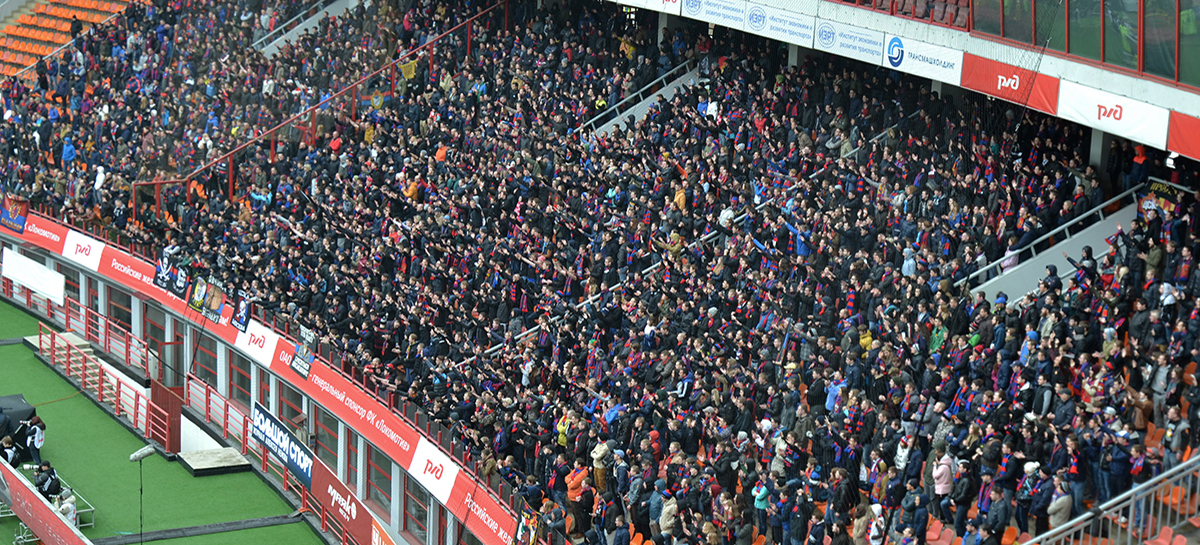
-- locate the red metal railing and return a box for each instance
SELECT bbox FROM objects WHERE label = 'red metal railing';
[37,323,172,450]
[183,374,359,545]
[0,276,158,381]
[63,297,157,381]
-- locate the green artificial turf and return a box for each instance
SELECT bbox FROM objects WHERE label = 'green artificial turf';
[0,300,45,338]
[0,308,326,545]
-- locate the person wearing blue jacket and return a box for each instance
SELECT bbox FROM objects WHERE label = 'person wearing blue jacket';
[611,516,630,545]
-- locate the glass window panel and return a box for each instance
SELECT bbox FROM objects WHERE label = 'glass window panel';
[278,383,304,428]
[315,406,339,469]
[346,429,359,493]
[107,286,133,331]
[1005,0,1035,42]
[405,479,430,545]
[1070,0,1104,59]
[976,0,1005,34]
[56,263,80,301]
[368,446,393,518]
[1144,0,1178,79]
[1036,0,1068,51]
[1105,0,1140,68]
[1183,1,1200,85]
[193,332,218,387]
[230,352,252,409]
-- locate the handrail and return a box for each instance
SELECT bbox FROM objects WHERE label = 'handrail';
[1020,449,1200,544]
[954,182,1147,288]
[163,0,506,185]
[251,0,337,50]
[577,59,695,135]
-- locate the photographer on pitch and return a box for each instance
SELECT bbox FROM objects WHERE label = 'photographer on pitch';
[22,417,45,465]
[33,460,61,502]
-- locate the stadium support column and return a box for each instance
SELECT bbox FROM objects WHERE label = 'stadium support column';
[931,81,943,96]
[1090,128,1114,171]
[788,44,799,67]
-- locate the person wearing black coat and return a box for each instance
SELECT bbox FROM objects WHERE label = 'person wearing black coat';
[1028,467,1055,536]
[948,460,978,537]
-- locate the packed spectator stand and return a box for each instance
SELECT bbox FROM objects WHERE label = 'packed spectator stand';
[3,0,1200,545]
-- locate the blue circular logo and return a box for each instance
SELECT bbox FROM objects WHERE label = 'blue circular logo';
[816,22,836,48]
[747,7,767,30]
[887,36,904,67]
[684,0,703,16]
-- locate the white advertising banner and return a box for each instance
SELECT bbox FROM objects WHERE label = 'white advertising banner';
[743,2,814,48]
[883,34,963,86]
[643,0,682,15]
[814,18,884,66]
[614,0,648,9]
[1056,81,1169,149]
[680,0,746,30]
[1,247,65,305]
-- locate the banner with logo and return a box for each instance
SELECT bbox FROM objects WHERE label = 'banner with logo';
[742,2,813,48]
[680,0,746,30]
[62,230,105,272]
[186,276,227,325]
[289,342,314,380]
[153,248,191,300]
[1138,179,1184,218]
[0,461,89,545]
[231,290,251,333]
[251,402,315,490]
[882,35,962,86]
[513,500,542,545]
[960,53,1059,115]
[1056,80,1169,149]
[0,193,29,234]
[813,18,883,66]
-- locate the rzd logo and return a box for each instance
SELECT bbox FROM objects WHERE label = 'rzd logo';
[248,333,266,348]
[74,244,91,256]
[1098,105,1123,121]
[996,75,1020,90]
[424,460,444,480]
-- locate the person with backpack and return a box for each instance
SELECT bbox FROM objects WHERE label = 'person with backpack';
[33,460,60,501]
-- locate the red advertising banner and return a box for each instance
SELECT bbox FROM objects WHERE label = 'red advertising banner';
[1168,110,1200,162]
[960,53,1060,115]
[0,213,518,545]
[311,460,375,544]
[0,462,89,545]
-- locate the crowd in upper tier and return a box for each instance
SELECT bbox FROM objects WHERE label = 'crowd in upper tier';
[5,0,1200,544]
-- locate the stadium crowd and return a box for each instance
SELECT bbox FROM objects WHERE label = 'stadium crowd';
[3,0,1200,545]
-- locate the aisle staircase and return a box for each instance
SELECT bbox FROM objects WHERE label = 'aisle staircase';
[0,0,128,79]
